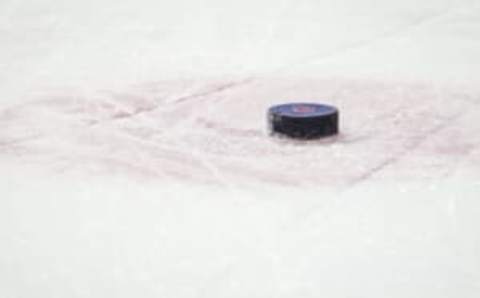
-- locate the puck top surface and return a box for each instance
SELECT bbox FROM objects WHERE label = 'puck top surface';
[268,103,337,118]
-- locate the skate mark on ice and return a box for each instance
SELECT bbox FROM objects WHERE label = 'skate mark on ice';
[172,78,253,104]
[0,134,43,150]
[348,112,465,186]
[88,78,253,126]
[196,118,263,138]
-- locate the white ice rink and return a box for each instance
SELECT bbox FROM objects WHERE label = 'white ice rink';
[1,0,480,297]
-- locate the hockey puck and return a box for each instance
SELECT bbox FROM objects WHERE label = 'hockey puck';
[268,103,339,139]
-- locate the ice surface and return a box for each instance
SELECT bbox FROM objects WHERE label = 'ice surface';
[1,0,480,297]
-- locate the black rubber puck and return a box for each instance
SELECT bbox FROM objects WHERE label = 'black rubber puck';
[268,103,339,139]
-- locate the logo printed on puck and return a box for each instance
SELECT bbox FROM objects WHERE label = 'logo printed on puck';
[291,105,316,114]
